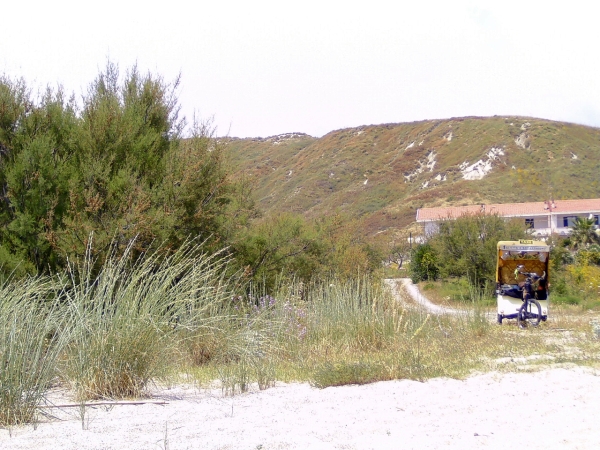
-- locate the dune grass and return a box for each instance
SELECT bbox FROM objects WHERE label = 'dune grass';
[0,240,241,425]
[0,277,68,426]
[1,246,599,426]
[60,240,235,400]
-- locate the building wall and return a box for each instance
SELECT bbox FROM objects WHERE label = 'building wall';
[421,212,600,238]
[525,217,549,229]
[557,214,600,227]
[424,221,439,236]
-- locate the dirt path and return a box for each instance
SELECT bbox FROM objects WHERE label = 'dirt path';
[384,278,467,315]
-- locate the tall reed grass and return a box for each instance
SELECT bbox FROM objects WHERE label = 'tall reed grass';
[0,277,67,425]
[61,240,234,400]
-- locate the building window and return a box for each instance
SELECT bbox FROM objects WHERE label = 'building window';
[595,215,600,226]
[563,216,579,227]
[525,218,534,228]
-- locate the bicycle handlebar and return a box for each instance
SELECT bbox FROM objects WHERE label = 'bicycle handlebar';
[514,265,546,281]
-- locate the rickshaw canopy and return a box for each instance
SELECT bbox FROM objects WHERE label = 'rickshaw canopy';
[496,240,550,283]
[497,240,550,253]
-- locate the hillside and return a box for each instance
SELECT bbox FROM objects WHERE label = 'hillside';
[223,117,600,242]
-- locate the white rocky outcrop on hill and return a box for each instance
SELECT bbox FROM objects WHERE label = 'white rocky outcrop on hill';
[515,132,530,149]
[460,147,505,180]
[404,151,437,183]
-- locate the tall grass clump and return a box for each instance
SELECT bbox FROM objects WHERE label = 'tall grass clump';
[0,277,67,426]
[207,289,288,395]
[301,278,401,351]
[61,239,233,400]
[298,278,436,386]
[261,277,506,388]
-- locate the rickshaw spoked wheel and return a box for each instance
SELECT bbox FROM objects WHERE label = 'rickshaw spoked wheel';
[517,298,542,329]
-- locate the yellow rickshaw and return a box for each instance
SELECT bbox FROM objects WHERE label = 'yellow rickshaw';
[496,240,550,328]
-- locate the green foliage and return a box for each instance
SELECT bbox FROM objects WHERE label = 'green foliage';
[232,213,383,290]
[0,64,252,277]
[409,243,439,282]
[429,214,527,287]
[569,217,600,250]
[232,213,326,291]
[575,248,600,266]
[549,261,600,310]
[0,81,79,274]
[550,244,574,270]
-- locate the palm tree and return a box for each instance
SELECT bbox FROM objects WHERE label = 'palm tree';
[569,216,600,249]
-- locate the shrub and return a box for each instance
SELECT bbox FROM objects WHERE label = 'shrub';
[311,361,382,388]
[410,243,439,282]
[576,249,600,266]
[0,66,252,278]
[550,245,574,270]
[429,213,527,287]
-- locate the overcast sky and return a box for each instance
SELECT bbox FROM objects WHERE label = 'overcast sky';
[2,1,599,137]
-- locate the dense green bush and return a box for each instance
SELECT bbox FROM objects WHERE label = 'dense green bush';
[550,243,574,270]
[0,67,381,286]
[409,243,439,283]
[0,64,251,277]
[429,213,527,287]
[232,213,384,291]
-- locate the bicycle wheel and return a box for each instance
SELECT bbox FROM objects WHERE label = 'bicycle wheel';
[517,299,542,328]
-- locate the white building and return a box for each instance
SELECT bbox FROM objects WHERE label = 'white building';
[416,198,600,237]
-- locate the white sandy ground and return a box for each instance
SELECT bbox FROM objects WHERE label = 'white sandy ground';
[1,366,600,450]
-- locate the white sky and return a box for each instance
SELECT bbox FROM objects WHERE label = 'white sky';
[2,1,600,138]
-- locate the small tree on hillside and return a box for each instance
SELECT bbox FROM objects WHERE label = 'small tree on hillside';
[387,240,411,270]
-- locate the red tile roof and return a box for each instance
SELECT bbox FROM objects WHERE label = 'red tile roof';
[416,198,600,222]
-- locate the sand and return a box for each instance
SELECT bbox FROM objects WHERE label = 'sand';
[1,366,599,449]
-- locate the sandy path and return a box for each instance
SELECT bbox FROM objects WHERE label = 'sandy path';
[1,367,599,449]
[384,278,466,315]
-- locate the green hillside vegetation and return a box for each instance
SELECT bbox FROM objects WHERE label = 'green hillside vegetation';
[225,117,600,244]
